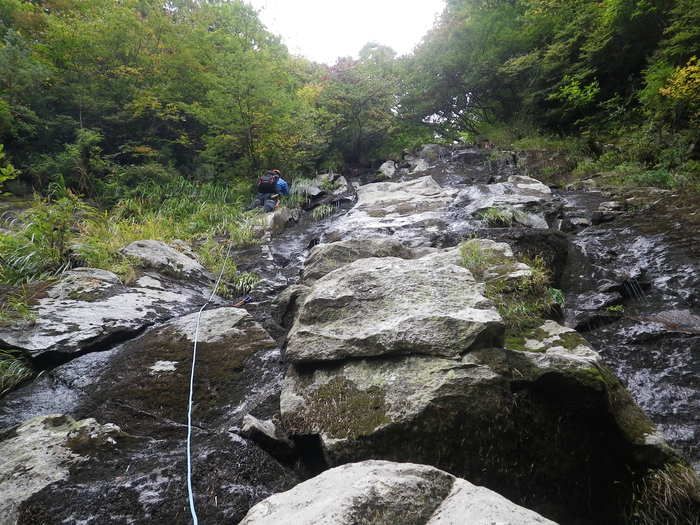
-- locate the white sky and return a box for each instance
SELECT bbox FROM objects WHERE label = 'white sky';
[246,0,445,64]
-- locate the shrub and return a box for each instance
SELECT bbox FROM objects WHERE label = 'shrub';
[0,193,89,285]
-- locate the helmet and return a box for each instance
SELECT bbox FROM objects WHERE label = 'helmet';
[271,169,281,175]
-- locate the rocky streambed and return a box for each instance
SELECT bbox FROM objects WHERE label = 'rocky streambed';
[1,146,699,524]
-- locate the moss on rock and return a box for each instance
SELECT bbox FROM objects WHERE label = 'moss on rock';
[288,376,390,440]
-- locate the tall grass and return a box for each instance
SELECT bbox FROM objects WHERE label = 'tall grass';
[1,176,266,287]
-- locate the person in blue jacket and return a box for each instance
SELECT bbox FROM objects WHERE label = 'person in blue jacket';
[254,169,289,212]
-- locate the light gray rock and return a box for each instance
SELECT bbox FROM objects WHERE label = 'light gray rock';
[286,256,504,362]
[378,160,397,179]
[121,239,212,280]
[592,200,624,224]
[411,158,431,173]
[271,284,311,332]
[453,175,557,229]
[419,143,449,161]
[240,460,557,525]
[265,206,300,235]
[0,267,215,359]
[0,415,122,524]
[418,240,532,283]
[326,176,458,246]
[302,238,416,282]
[430,477,557,525]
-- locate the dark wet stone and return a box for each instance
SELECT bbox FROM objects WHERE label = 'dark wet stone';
[71,308,284,436]
[3,307,296,523]
[560,189,700,467]
[0,347,117,430]
[17,431,298,525]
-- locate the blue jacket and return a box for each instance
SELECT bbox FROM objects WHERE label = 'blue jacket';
[276,177,289,195]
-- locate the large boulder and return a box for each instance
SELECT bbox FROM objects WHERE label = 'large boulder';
[453,175,559,229]
[121,239,213,282]
[0,265,218,363]
[1,307,283,433]
[240,460,557,525]
[325,176,458,246]
[377,160,397,179]
[1,307,298,524]
[280,242,698,523]
[286,256,503,363]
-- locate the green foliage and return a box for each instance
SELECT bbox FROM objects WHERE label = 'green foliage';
[459,239,506,280]
[548,76,601,112]
[0,192,89,285]
[30,129,113,197]
[229,272,260,297]
[403,0,700,192]
[478,207,514,227]
[310,204,335,221]
[549,287,565,306]
[0,144,19,192]
[319,177,341,192]
[606,304,625,313]
[0,348,33,396]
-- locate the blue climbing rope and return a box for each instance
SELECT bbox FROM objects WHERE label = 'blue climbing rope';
[186,241,234,524]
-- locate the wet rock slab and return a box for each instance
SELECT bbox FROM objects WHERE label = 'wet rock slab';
[16,429,297,525]
[1,308,297,524]
[453,175,559,229]
[0,414,123,523]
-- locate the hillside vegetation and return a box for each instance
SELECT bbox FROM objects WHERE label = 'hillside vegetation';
[1,0,698,291]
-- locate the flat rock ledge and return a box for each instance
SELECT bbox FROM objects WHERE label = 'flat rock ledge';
[0,241,220,362]
[240,460,557,525]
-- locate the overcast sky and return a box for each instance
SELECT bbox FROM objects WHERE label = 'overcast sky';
[246,0,445,64]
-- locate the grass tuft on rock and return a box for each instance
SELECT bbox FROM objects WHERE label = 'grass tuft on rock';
[484,255,559,332]
[478,207,514,227]
[458,239,509,280]
[311,204,335,221]
[628,463,700,525]
[0,349,34,396]
[459,240,563,345]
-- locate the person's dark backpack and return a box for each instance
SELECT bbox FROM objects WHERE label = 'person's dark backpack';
[257,172,278,193]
